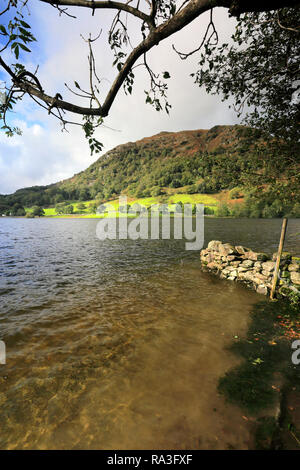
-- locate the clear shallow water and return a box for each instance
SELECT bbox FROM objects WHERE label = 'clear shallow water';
[0,217,299,449]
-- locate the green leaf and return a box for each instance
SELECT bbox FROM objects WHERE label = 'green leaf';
[18,27,30,36]
[19,43,31,53]
[14,45,19,59]
[20,20,31,29]
[0,25,7,35]
[170,3,176,16]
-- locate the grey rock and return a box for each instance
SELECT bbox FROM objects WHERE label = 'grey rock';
[238,271,255,282]
[231,261,241,267]
[291,271,300,285]
[226,266,237,271]
[256,285,268,295]
[246,251,269,261]
[222,269,231,276]
[207,262,221,270]
[219,243,236,256]
[255,272,269,281]
[237,266,248,272]
[241,260,254,268]
[235,245,250,255]
[226,255,238,261]
[288,263,300,272]
[262,270,273,278]
[244,271,256,282]
[207,240,222,251]
[262,261,275,272]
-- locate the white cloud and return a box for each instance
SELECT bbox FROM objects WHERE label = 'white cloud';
[0,5,240,194]
[0,120,90,193]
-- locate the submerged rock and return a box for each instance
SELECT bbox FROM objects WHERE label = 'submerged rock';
[256,285,268,295]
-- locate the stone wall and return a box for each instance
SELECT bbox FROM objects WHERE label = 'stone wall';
[200,241,300,298]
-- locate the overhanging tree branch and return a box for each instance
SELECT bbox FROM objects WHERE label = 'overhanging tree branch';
[0,0,299,154]
[0,56,103,115]
[39,0,153,24]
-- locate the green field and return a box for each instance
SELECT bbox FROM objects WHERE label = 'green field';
[26,193,219,218]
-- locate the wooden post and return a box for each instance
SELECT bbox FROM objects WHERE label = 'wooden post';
[270,218,288,300]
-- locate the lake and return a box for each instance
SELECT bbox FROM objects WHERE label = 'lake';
[0,217,299,449]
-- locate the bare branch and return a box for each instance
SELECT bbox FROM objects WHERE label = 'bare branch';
[0,1,11,17]
[277,9,300,32]
[1,0,299,142]
[101,0,218,116]
[0,56,103,115]
[150,0,157,24]
[172,8,218,60]
[39,0,153,24]
[80,31,102,107]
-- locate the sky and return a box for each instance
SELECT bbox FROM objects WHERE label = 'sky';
[0,2,240,194]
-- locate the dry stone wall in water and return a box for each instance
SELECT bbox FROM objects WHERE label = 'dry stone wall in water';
[200,241,300,298]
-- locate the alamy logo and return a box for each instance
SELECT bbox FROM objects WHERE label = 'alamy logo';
[291,340,300,365]
[0,341,6,365]
[96,196,204,250]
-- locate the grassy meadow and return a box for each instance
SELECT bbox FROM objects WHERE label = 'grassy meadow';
[25,192,221,218]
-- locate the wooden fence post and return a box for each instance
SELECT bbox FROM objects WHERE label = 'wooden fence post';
[270,218,288,300]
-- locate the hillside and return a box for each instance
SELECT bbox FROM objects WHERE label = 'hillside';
[56,124,259,199]
[1,124,299,218]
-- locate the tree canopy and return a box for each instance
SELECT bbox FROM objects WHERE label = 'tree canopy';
[195,8,299,143]
[0,0,299,153]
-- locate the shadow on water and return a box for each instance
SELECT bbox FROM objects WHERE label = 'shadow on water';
[218,299,300,449]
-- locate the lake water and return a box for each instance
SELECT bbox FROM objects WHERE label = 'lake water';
[0,217,299,449]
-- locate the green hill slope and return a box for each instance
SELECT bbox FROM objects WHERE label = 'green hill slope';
[1,124,299,218]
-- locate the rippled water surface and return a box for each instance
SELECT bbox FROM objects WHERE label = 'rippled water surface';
[0,217,299,449]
